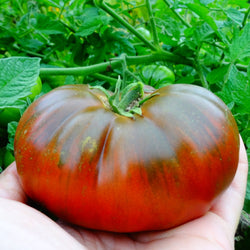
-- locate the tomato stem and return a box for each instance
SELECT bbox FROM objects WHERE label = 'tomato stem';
[163,0,191,28]
[145,0,160,47]
[242,5,250,28]
[90,77,156,118]
[91,73,117,85]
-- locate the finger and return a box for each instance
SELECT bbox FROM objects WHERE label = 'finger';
[210,136,248,232]
[0,198,85,250]
[0,162,27,203]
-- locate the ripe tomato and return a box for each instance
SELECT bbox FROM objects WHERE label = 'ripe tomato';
[14,84,239,233]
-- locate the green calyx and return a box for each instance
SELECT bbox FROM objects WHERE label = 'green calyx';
[91,77,157,118]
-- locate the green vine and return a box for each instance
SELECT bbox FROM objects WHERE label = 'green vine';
[145,0,160,47]
[163,0,191,28]
[39,53,193,77]
[38,1,247,86]
[93,0,157,51]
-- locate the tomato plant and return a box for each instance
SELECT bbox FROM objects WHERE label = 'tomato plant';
[14,83,239,232]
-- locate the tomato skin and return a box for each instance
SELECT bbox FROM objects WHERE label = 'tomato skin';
[141,65,175,88]
[14,84,239,233]
[133,27,152,42]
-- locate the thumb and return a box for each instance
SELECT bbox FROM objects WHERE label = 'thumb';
[0,162,27,203]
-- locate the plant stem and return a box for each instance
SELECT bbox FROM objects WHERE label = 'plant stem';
[39,52,193,77]
[39,59,122,76]
[163,0,191,28]
[13,44,45,58]
[124,69,141,82]
[127,51,192,65]
[195,46,209,89]
[145,0,159,46]
[58,1,67,20]
[196,62,209,89]
[91,73,117,85]
[16,0,25,15]
[119,4,145,14]
[94,0,157,51]
[224,62,233,83]
[242,5,250,28]
[120,54,128,89]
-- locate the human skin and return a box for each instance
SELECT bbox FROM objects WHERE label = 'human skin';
[0,137,248,250]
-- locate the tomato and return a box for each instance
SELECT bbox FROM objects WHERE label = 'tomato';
[0,77,42,127]
[141,65,175,88]
[133,27,152,42]
[14,83,239,233]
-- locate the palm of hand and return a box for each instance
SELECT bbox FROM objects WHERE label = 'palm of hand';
[0,138,247,250]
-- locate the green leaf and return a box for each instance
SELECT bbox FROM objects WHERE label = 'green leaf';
[248,63,250,81]
[104,30,136,56]
[0,57,41,109]
[224,8,244,26]
[157,16,181,41]
[41,0,61,8]
[228,23,250,62]
[193,23,215,44]
[207,65,229,86]
[187,3,218,32]
[218,65,250,114]
[75,7,111,37]
[216,87,235,110]
[18,38,44,51]
[230,82,250,114]
[34,14,67,35]
[75,21,101,37]
[199,0,214,5]
[6,121,18,152]
[176,75,195,84]
[228,0,250,8]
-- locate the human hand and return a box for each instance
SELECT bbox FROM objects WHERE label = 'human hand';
[0,137,248,250]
